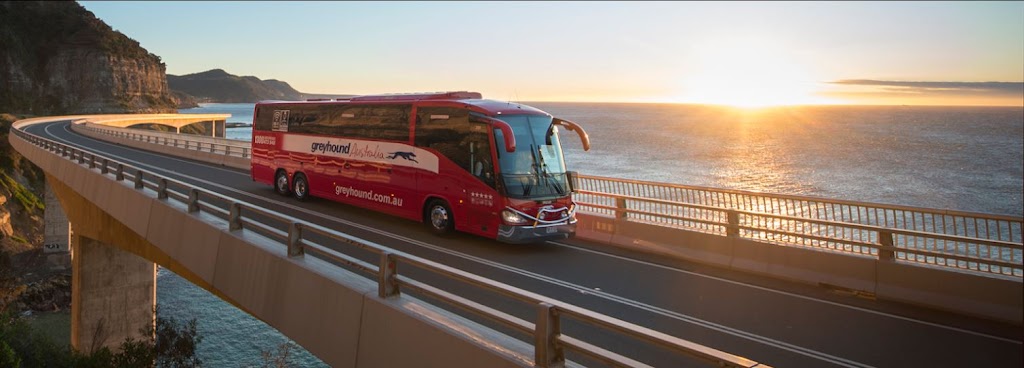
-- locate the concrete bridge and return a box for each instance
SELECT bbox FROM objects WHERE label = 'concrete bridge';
[9,114,1023,367]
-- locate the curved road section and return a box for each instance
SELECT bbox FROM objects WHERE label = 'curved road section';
[24,120,1024,367]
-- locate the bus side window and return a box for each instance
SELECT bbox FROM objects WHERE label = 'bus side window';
[467,125,495,188]
[416,107,495,187]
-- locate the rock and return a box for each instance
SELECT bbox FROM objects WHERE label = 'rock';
[0,1,178,114]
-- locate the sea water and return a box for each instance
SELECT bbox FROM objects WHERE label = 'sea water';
[165,102,1023,366]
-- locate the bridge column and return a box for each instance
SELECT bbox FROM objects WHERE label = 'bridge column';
[43,184,70,270]
[70,233,156,353]
[214,119,225,138]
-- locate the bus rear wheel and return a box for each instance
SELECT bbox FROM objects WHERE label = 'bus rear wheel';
[274,170,291,196]
[292,173,310,201]
[426,200,454,235]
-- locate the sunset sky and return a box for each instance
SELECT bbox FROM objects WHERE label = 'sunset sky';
[81,1,1024,107]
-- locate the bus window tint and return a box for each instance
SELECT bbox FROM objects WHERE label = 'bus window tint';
[494,115,569,199]
[254,105,274,131]
[416,107,495,188]
[289,104,411,141]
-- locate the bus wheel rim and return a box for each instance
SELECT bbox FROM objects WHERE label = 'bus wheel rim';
[431,206,448,229]
[296,179,306,197]
[276,174,288,192]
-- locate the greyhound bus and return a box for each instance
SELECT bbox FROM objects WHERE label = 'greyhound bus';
[250,91,591,243]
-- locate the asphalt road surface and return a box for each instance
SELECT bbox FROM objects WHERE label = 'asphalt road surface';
[24,121,1023,367]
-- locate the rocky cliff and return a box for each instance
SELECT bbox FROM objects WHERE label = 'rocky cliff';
[0,113,45,269]
[0,1,178,114]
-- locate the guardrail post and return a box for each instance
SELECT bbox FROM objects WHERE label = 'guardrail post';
[209,143,215,153]
[116,164,125,181]
[229,203,243,231]
[378,252,399,297]
[101,159,109,174]
[77,150,85,164]
[726,210,740,237]
[188,189,200,212]
[157,179,168,200]
[615,197,628,220]
[878,230,895,261]
[535,302,564,368]
[88,155,96,169]
[288,223,305,257]
[134,171,144,189]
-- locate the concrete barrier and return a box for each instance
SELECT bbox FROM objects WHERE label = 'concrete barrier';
[71,122,250,170]
[575,214,1023,325]
[38,115,1024,325]
[13,117,537,367]
[876,261,1023,325]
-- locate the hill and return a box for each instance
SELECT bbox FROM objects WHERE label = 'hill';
[168,69,354,103]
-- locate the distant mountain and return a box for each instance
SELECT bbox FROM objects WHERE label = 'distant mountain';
[167,69,353,103]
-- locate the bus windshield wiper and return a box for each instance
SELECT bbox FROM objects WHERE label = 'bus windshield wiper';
[533,144,564,195]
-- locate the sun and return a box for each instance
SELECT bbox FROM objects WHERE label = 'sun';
[678,37,830,108]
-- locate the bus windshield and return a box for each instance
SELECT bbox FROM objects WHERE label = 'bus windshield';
[493,114,569,199]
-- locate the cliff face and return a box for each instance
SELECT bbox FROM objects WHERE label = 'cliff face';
[0,114,44,257]
[0,1,177,114]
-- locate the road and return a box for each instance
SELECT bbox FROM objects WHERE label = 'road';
[27,120,1023,367]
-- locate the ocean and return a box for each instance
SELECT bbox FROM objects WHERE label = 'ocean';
[174,102,1023,366]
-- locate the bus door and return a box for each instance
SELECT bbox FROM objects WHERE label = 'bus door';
[415,107,498,234]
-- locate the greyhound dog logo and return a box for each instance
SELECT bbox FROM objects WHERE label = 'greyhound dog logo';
[387,151,418,163]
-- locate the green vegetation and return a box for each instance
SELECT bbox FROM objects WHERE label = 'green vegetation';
[0,309,203,368]
[0,172,43,215]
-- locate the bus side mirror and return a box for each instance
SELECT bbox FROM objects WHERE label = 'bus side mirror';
[567,171,579,193]
[485,117,516,152]
[553,118,590,151]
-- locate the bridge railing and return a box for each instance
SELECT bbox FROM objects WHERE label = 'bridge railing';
[75,119,251,159]
[14,125,768,368]
[572,174,1023,277]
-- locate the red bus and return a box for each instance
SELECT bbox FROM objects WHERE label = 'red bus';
[250,91,591,243]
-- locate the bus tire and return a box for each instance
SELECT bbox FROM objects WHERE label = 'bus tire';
[274,170,291,196]
[425,199,454,235]
[292,173,310,202]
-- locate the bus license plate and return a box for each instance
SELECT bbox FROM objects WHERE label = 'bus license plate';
[546,227,556,234]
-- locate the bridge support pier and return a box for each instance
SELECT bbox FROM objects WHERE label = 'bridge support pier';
[70,233,156,354]
[43,184,71,270]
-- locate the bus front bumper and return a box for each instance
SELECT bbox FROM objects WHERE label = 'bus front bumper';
[497,221,576,244]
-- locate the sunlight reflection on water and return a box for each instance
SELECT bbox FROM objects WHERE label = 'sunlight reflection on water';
[169,102,1023,364]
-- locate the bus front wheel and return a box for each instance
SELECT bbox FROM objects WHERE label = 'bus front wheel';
[274,170,291,196]
[292,173,310,201]
[426,200,454,235]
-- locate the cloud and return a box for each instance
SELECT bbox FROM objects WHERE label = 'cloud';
[829,80,1024,96]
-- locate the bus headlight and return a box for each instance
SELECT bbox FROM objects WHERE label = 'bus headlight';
[501,210,529,225]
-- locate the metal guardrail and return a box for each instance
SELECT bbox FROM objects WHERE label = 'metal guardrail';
[13,124,768,368]
[69,119,1024,277]
[572,174,1024,277]
[77,120,251,159]
[72,119,1024,278]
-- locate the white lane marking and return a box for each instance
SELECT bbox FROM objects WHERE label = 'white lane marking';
[45,121,870,367]
[48,121,1016,361]
[552,241,1023,346]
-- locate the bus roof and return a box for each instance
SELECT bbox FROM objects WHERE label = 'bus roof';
[257,91,550,117]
